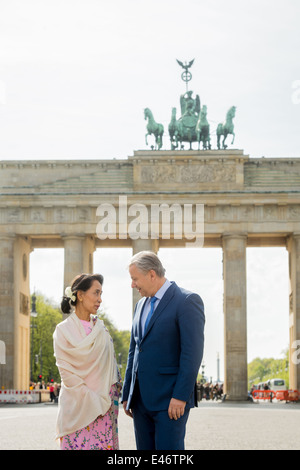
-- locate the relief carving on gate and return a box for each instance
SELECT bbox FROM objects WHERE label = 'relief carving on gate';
[140,163,236,186]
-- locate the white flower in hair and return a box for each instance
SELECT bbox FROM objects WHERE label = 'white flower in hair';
[65,286,76,303]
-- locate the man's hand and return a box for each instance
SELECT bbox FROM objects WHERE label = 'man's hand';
[123,401,133,418]
[168,398,186,420]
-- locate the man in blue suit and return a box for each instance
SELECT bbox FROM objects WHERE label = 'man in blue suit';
[122,251,205,450]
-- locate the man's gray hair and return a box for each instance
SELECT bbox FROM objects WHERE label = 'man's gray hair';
[129,251,166,277]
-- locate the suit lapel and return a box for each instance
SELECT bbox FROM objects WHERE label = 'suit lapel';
[142,282,177,340]
[133,297,147,341]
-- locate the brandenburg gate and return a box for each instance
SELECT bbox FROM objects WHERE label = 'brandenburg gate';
[1,149,300,400]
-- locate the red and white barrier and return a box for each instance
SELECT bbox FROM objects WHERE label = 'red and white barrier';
[252,389,299,403]
[276,389,299,402]
[0,389,40,403]
[252,390,276,401]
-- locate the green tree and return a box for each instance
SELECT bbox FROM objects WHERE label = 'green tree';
[30,295,131,385]
[248,350,289,389]
[30,294,62,384]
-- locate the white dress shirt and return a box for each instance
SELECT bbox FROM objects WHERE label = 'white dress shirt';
[141,279,172,336]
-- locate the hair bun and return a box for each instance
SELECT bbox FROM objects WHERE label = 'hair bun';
[61,296,72,314]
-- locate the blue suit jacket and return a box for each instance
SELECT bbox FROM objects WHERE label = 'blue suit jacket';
[122,282,205,412]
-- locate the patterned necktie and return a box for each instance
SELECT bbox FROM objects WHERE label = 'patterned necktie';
[144,296,157,332]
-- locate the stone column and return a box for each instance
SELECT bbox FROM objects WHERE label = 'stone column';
[287,234,300,390]
[63,234,96,296]
[82,236,96,274]
[63,235,84,289]
[0,235,31,389]
[63,235,95,321]
[0,235,15,389]
[63,235,96,286]
[131,239,159,315]
[222,233,248,401]
[13,236,31,389]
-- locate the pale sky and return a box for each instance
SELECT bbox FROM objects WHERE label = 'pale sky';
[1,0,299,381]
[0,0,300,159]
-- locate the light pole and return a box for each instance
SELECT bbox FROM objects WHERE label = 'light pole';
[30,293,37,383]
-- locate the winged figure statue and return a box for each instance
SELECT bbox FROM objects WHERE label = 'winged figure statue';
[176,59,195,71]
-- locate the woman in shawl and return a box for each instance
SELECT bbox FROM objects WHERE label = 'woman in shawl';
[53,273,121,450]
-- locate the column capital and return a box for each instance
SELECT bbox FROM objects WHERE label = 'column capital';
[61,233,86,241]
[222,232,248,245]
[222,232,248,239]
[132,238,159,255]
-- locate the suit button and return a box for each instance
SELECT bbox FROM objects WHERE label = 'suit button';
[139,348,142,352]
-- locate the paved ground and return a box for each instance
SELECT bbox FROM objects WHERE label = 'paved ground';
[0,400,300,450]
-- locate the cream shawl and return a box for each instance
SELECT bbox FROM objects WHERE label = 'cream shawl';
[53,312,119,439]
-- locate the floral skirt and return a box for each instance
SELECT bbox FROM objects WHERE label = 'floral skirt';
[60,384,119,450]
